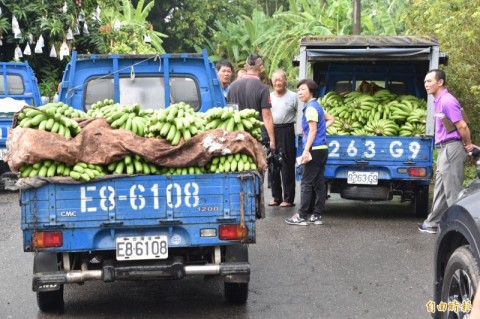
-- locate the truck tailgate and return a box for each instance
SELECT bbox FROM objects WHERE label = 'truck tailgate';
[325,135,433,180]
[21,173,261,251]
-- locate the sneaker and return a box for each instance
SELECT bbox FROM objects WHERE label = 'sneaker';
[285,214,308,226]
[418,223,437,234]
[308,215,324,225]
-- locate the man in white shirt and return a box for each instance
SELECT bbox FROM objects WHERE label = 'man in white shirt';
[268,69,298,207]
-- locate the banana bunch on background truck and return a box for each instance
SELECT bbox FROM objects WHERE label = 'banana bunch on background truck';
[15,103,88,138]
[321,84,427,137]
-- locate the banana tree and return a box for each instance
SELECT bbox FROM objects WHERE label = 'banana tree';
[100,0,167,53]
[202,9,272,71]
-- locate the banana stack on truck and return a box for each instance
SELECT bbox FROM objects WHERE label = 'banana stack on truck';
[6,50,266,313]
[0,61,43,190]
[296,36,447,217]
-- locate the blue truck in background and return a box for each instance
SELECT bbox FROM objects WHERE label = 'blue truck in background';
[20,50,262,312]
[0,61,43,190]
[296,36,447,217]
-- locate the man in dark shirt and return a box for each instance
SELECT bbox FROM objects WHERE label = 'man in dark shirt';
[227,53,275,151]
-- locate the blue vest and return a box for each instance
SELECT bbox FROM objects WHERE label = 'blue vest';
[301,99,327,148]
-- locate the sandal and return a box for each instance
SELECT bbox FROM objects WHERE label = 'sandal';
[268,200,280,206]
[280,202,295,207]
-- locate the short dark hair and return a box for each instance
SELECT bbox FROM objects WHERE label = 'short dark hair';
[297,79,318,96]
[216,59,233,71]
[246,53,262,67]
[428,69,446,85]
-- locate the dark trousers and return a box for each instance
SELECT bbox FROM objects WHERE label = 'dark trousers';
[271,124,296,204]
[298,148,328,218]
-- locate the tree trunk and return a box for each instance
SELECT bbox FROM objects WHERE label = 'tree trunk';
[352,0,361,35]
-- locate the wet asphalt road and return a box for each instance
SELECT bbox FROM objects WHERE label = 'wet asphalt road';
[0,183,436,319]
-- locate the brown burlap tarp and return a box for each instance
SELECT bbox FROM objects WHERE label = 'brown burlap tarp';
[6,117,267,174]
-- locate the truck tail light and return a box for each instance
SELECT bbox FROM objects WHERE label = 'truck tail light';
[219,224,248,240]
[408,167,427,177]
[33,231,63,248]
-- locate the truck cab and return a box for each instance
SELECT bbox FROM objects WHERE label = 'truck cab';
[0,61,42,190]
[59,50,226,112]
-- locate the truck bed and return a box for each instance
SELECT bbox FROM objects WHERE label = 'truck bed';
[21,172,261,252]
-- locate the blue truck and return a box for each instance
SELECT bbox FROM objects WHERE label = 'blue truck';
[20,50,262,312]
[0,61,43,190]
[296,36,447,217]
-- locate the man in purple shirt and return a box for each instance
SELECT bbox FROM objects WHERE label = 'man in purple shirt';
[419,69,473,234]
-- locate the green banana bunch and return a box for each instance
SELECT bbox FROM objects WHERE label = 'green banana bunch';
[159,166,206,175]
[399,122,426,137]
[107,154,160,175]
[373,89,398,103]
[206,153,257,173]
[204,107,264,141]
[364,119,399,136]
[325,87,427,137]
[144,102,205,145]
[16,103,83,138]
[406,109,427,124]
[19,160,105,181]
[102,103,150,137]
[319,91,344,110]
[351,128,376,136]
[69,162,106,181]
[86,99,116,117]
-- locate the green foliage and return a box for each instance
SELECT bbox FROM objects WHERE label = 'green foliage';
[148,0,259,53]
[0,16,11,35]
[99,0,167,53]
[205,0,410,79]
[200,9,272,71]
[464,161,478,187]
[404,0,480,140]
[0,0,165,95]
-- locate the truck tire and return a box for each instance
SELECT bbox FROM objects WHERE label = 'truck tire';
[34,252,64,313]
[440,246,480,319]
[224,245,249,304]
[225,282,249,304]
[413,185,429,218]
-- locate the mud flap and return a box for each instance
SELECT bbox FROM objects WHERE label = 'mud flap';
[224,245,249,284]
[33,252,62,292]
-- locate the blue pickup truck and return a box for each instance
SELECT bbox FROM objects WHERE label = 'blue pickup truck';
[0,61,43,190]
[20,50,262,312]
[296,36,447,217]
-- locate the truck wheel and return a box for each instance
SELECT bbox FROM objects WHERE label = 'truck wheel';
[224,245,249,304]
[440,246,480,319]
[34,253,64,313]
[37,287,64,313]
[225,282,249,304]
[413,185,429,218]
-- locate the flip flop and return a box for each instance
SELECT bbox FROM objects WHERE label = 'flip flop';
[268,201,280,206]
[280,202,295,207]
